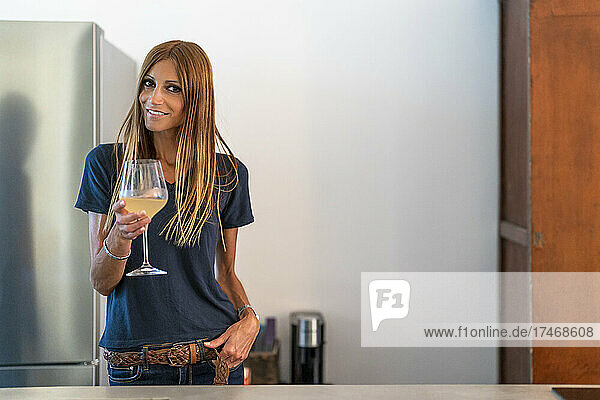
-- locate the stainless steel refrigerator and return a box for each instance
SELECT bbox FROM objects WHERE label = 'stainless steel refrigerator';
[0,21,136,386]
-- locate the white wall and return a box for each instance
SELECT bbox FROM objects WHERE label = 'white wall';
[4,0,500,384]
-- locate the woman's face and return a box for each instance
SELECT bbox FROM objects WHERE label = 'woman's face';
[139,59,185,135]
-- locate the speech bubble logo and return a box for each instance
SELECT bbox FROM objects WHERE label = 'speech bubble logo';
[369,279,410,331]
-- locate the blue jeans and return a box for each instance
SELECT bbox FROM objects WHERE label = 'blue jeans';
[108,361,244,385]
[107,339,244,386]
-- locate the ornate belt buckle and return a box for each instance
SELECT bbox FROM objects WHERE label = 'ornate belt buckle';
[167,344,186,367]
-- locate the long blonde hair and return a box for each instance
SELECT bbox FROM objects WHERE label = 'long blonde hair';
[104,40,238,247]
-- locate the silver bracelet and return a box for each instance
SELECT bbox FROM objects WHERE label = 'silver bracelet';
[237,304,260,321]
[103,238,130,260]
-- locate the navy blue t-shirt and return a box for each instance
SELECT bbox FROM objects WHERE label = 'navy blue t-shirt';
[75,143,254,350]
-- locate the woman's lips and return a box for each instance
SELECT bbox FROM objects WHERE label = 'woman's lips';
[146,109,168,119]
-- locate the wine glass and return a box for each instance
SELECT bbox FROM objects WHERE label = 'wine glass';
[119,159,169,276]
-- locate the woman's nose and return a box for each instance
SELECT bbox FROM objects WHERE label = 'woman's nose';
[148,87,164,105]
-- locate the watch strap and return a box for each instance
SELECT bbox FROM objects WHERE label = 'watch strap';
[237,304,259,321]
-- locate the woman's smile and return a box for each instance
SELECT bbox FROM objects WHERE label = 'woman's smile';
[146,108,169,118]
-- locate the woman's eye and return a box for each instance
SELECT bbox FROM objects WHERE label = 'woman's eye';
[168,85,182,93]
[142,79,154,88]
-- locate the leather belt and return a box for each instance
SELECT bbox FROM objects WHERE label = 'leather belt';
[103,339,229,385]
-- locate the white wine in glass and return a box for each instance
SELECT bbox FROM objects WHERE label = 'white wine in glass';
[119,159,169,276]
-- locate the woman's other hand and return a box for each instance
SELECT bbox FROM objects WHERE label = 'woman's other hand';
[204,314,260,369]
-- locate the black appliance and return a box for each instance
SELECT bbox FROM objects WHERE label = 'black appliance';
[290,311,325,384]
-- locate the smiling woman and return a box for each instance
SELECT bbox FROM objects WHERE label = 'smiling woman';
[74,40,259,386]
[139,61,184,135]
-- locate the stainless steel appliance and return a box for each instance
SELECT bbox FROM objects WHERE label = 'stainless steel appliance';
[0,20,136,387]
[290,311,325,384]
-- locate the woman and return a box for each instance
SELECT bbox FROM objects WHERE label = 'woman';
[75,40,258,385]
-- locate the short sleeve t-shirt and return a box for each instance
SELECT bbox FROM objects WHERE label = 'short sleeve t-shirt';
[74,143,254,350]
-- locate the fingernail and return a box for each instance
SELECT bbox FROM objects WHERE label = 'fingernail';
[119,200,124,206]
[140,210,146,216]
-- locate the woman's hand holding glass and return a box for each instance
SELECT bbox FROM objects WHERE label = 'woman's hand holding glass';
[112,199,151,241]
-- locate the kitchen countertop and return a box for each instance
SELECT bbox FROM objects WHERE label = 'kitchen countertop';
[0,384,590,399]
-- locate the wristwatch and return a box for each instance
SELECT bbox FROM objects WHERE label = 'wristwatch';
[237,304,260,322]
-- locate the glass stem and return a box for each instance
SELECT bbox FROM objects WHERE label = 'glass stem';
[142,229,150,266]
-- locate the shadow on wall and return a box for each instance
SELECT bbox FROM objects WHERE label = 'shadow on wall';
[0,93,38,385]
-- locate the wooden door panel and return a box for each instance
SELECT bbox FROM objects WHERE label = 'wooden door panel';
[530,0,600,383]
